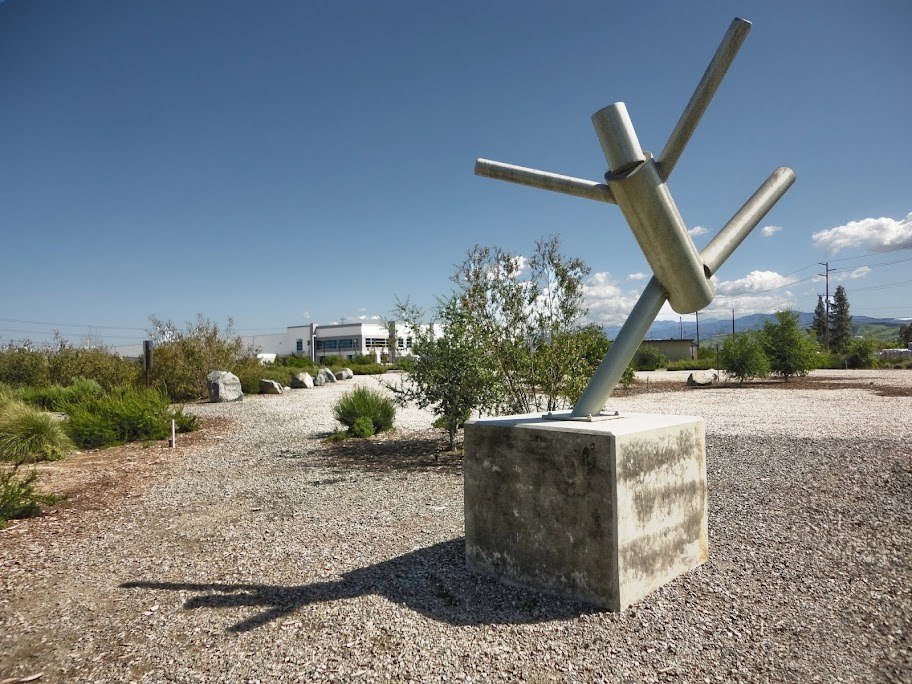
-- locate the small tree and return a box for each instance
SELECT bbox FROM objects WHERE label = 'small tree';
[898,322,912,347]
[761,310,818,381]
[719,332,770,385]
[829,285,853,353]
[452,236,591,413]
[845,337,878,369]
[388,296,495,450]
[810,295,828,348]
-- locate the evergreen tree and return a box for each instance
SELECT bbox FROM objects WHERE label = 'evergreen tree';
[829,285,853,353]
[811,295,828,348]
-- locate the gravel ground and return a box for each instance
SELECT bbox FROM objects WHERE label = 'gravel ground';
[1,370,910,683]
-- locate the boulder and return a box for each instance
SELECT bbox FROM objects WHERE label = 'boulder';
[334,371,345,380]
[206,371,243,403]
[314,374,326,387]
[318,368,337,384]
[687,369,719,387]
[291,372,314,389]
[342,368,354,380]
[259,379,284,394]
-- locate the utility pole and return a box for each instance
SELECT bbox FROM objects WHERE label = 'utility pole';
[679,316,683,340]
[818,261,835,351]
[731,308,735,335]
[695,310,700,359]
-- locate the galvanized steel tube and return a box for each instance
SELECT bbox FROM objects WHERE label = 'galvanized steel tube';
[657,18,752,180]
[474,158,616,204]
[593,104,714,314]
[571,276,668,417]
[702,167,796,275]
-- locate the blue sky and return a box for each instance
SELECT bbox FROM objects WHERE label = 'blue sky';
[2,1,910,349]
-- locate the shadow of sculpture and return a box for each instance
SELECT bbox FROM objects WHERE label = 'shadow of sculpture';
[121,538,596,632]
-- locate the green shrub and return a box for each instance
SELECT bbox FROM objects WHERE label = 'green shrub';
[348,363,387,375]
[65,386,173,448]
[47,344,141,390]
[172,407,201,433]
[18,378,105,412]
[619,364,637,390]
[276,355,318,369]
[633,345,667,371]
[234,363,297,394]
[0,467,62,528]
[333,387,395,436]
[0,344,50,387]
[719,333,770,385]
[761,310,819,381]
[148,315,255,401]
[845,338,878,369]
[665,358,717,371]
[350,416,376,438]
[0,401,73,463]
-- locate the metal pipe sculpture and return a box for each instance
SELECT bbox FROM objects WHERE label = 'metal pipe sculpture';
[474,18,795,418]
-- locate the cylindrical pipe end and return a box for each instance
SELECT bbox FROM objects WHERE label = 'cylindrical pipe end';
[592,103,646,175]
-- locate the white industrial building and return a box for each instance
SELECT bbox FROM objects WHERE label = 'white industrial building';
[240,321,433,364]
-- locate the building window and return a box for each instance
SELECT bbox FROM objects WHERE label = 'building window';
[295,339,303,352]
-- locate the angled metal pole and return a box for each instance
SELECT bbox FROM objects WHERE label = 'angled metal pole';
[571,166,795,417]
[474,158,616,204]
[657,18,752,180]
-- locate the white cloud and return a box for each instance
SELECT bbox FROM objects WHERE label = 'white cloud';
[688,226,708,237]
[582,272,644,326]
[715,270,797,295]
[844,266,871,280]
[626,272,647,281]
[761,225,783,238]
[356,314,382,321]
[588,269,800,326]
[812,211,912,254]
[301,311,311,319]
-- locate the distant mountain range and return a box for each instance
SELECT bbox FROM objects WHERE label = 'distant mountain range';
[604,313,909,344]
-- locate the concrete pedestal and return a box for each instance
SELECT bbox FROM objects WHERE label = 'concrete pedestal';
[464,412,707,611]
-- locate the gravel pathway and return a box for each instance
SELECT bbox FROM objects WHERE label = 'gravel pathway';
[1,371,910,683]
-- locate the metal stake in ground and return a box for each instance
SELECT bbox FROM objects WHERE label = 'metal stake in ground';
[474,17,795,418]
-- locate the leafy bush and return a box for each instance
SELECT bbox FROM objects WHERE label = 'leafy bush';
[47,342,141,390]
[633,345,667,371]
[65,386,174,448]
[665,358,717,371]
[349,363,387,376]
[172,407,201,433]
[761,310,819,381]
[845,338,878,369]
[17,378,105,412]
[0,339,140,391]
[148,315,255,401]
[234,362,298,394]
[0,343,50,387]
[0,401,73,463]
[0,467,61,528]
[619,364,636,390]
[350,416,376,438]
[719,333,770,385]
[333,387,395,437]
[276,355,318,369]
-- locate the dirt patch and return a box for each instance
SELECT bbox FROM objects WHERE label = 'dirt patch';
[1,416,234,532]
[316,428,463,474]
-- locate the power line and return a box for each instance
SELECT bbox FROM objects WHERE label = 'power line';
[0,317,146,331]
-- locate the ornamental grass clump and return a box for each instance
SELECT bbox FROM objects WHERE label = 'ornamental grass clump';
[65,386,175,448]
[0,401,73,464]
[333,387,395,438]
